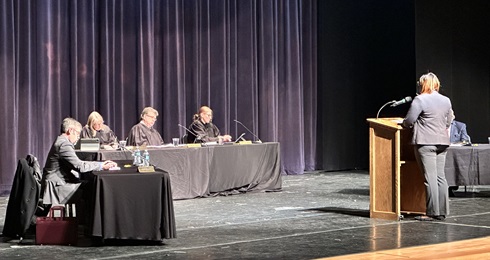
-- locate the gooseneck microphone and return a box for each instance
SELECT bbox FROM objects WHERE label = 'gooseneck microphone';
[234,119,262,143]
[390,96,413,107]
[178,124,202,143]
[376,96,412,119]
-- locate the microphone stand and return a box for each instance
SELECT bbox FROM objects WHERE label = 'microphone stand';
[376,100,396,119]
[234,119,262,143]
[178,124,202,143]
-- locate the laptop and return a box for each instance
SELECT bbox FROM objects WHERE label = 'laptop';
[75,138,100,151]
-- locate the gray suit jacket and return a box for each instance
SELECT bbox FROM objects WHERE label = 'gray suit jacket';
[402,91,452,145]
[42,135,102,205]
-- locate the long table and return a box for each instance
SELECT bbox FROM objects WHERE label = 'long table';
[89,164,176,241]
[78,142,282,200]
[445,144,490,186]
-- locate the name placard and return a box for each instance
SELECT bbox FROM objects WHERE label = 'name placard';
[138,166,155,173]
[186,143,202,148]
[238,141,252,145]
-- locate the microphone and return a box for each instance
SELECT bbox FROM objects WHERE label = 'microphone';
[234,133,246,143]
[376,96,412,118]
[178,124,202,143]
[390,96,412,107]
[234,119,262,143]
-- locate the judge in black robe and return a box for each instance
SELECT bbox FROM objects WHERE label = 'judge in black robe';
[127,107,164,146]
[80,111,118,147]
[186,106,232,143]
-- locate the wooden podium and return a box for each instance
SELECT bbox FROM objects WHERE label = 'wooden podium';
[367,117,426,220]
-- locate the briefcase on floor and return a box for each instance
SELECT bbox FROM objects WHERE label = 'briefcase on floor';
[36,205,78,245]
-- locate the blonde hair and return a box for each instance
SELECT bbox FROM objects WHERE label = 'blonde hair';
[419,72,440,94]
[86,111,105,137]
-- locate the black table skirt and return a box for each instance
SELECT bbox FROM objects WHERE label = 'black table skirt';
[445,144,490,186]
[78,142,282,200]
[90,165,176,240]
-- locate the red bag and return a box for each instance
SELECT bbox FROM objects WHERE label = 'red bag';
[36,205,78,245]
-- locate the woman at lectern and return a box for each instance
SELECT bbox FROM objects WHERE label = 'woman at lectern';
[80,111,118,148]
[402,72,452,221]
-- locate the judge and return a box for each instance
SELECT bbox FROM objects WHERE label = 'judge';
[187,106,232,143]
[80,111,118,148]
[127,107,164,146]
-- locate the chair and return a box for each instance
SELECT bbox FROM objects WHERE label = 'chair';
[2,155,45,242]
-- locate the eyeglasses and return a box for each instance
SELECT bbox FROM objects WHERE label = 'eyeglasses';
[146,114,157,120]
[71,128,81,138]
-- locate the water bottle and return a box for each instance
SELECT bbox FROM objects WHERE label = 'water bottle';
[143,150,150,167]
[133,146,141,166]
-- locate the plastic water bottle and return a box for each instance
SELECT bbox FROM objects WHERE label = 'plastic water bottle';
[133,146,141,166]
[143,150,150,167]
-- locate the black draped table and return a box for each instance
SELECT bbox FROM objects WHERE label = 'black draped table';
[90,163,176,241]
[445,144,490,186]
[78,142,282,200]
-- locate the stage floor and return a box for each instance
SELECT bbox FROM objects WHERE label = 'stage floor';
[2,171,490,259]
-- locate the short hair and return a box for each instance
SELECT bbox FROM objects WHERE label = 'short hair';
[61,117,82,134]
[140,107,159,120]
[418,72,440,94]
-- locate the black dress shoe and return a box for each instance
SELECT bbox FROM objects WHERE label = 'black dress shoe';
[433,215,446,221]
[414,215,435,221]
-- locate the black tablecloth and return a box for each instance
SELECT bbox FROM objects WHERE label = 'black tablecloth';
[445,144,490,186]
[78,142,282,200]
[90,164,176,240]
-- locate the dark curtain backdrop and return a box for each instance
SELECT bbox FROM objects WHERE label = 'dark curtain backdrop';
[317,0,490,172]
[415,0,490,143]
[317,0,416,171]
[0,0,317,194]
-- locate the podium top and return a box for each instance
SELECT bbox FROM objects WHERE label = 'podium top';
[367,117,404,130]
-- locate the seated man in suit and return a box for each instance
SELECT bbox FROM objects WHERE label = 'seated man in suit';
[186,106,232,143]
[42,118,117,205]
[127,107,164,146]
[448,109,471,197]
[449,110,471,144]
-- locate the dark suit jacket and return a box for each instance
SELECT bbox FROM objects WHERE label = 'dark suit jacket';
[450,120,470,143]
[2,156,42,238]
